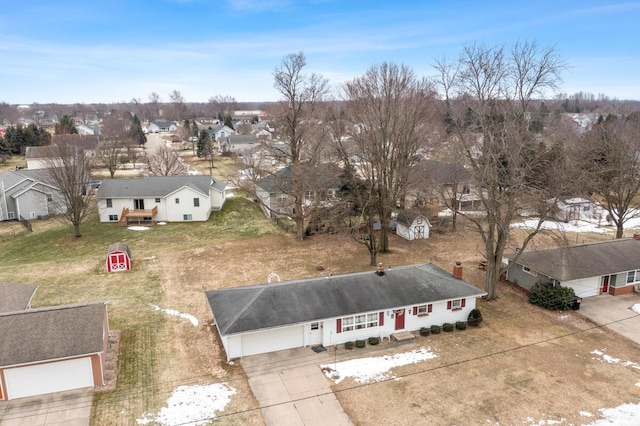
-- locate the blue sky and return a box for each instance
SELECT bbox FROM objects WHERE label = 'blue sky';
[1,0,639,104]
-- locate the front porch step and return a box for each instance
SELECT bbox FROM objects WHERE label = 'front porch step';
[391,331,416,342]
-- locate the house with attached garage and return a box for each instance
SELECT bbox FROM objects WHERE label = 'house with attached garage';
[205,263,486,360]
[505,235,640,297]
[0,169,67,221]
[0,298,109,400]
[95,175,226,225]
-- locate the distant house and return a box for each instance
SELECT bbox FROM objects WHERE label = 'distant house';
[548,197,603,223]
[244,142,291,169]
[207,124,236,143]
[146,123,160,133]
[155,121,178,132]
[405,159,471,209]
[25,135,100,169]
[220,134,259,155]
[0,300,109,400]
[255,163,344,218]
[0,169,66,221]
[206,263,486,360]
[396,210,431,240]
[95,175,226,224]
[505,236,640,297]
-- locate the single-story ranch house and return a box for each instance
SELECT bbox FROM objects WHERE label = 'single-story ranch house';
[0,299,109,400]
[95,175,226,225]
[206,263,486,360]
[505,236,640,297]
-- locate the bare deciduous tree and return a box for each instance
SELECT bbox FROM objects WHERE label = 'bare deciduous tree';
[578,113,640,238]
[146,144,187,176]
[271,51,329,241]
[435,41,567,300]
[341,62,438,254]
[41,144,93,237]
[208,95,237,121]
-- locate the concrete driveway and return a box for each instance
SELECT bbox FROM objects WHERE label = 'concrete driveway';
[0,388,92,426]
[578,293,640,345]
[241,347,352,426]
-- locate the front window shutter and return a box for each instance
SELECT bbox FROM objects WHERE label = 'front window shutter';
[413,306,417,315]
[428,304,432,313]
[336,318,342,333]
[447,301,452,310]
[379,312,384,326]
[461,299,466,308]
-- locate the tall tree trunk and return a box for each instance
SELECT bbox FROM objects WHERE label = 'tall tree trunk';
[616,222,624,239]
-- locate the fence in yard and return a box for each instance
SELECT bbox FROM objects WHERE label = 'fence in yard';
[19,215,32,232]
[272,216,295,233]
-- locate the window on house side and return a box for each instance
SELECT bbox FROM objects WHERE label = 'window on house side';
[311,322,319,330]
[341,313,378,332]
[194,198,200,207]
[175,198,180,204]
[108,214,118,221]
[183,214,192,221]
[106,199,112,208]
[155,198,161,203]
[417,304,432,314]
[451,299,462,309]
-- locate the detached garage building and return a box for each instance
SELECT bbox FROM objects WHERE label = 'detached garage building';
[206,263,486,361]
[0,302,109,400]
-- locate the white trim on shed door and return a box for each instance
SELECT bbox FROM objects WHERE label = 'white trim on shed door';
[4,357,94,399]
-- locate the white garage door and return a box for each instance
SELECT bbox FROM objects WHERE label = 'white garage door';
[241,325,304,357]
[5,357,94,400]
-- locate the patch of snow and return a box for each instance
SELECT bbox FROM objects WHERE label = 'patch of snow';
[149,304,199,326]
[557,314,571,320]
[583,403,640,425]
[579,411,594,417]
[512,219,611,234]
[157,222,167,226]
[226,192,235,198]
[128,226,150,231]
[137,383,236,426]
[590,349,640,370]
[632,304,640,315]
[321,347,437,384]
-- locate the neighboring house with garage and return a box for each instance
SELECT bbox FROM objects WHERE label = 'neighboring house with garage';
[0,301,109,400]
[396,209,431,241]
[95,175,226,225]
[0,169,67,221]
[206,263,486,361]
[505,235,640,297]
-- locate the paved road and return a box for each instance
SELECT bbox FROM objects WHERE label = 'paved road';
[242,347,352,426]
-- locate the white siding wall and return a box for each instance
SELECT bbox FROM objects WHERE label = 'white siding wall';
[563,276,601,297]
[165,188,211,222]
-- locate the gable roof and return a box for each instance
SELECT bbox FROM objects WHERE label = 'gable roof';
[107,242,130,257]
[0,282,38,313]
[206,263,486,335]
[0,302,107,367]
[505,237,640,282]
[95,175,225,198]
[397,210,429,227]
[257,163,344,194]
[0,169,60,193]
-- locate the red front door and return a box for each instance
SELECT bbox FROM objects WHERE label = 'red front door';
[601,276,610,294]
[394,309,405,330]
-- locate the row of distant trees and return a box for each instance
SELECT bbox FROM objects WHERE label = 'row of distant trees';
[236,44,640,302]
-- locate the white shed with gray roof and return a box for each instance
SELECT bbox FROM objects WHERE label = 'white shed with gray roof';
[206,263,486,360]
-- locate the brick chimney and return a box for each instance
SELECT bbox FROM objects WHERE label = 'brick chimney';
[453,261,463,279]
[375,262,385,276]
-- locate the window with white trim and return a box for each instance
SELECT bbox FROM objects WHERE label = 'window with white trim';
[194,198,200,207]
[29,211,36,219]
[451,299,462,309]
[8,212,15,219]
[310,322,319,330]
[416,304,432,315]
[106,198,112,208]
[183,214,192,221]
[109,214,118,221]
[175,198,180,204]
[341,313,378,332]
[627,270,640,283]
[155,198,161,203]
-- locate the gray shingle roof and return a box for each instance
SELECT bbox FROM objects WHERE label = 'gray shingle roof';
[0,282,37,313]
[257,163,343,194]
[397,210,427,227]
[95,175,225,198]
[504,238,640,282]
[206,263,486,335]
[107,242,130,257]
[0,302,107,367]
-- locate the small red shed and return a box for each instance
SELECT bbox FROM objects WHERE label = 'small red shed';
[106,243,131,272]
